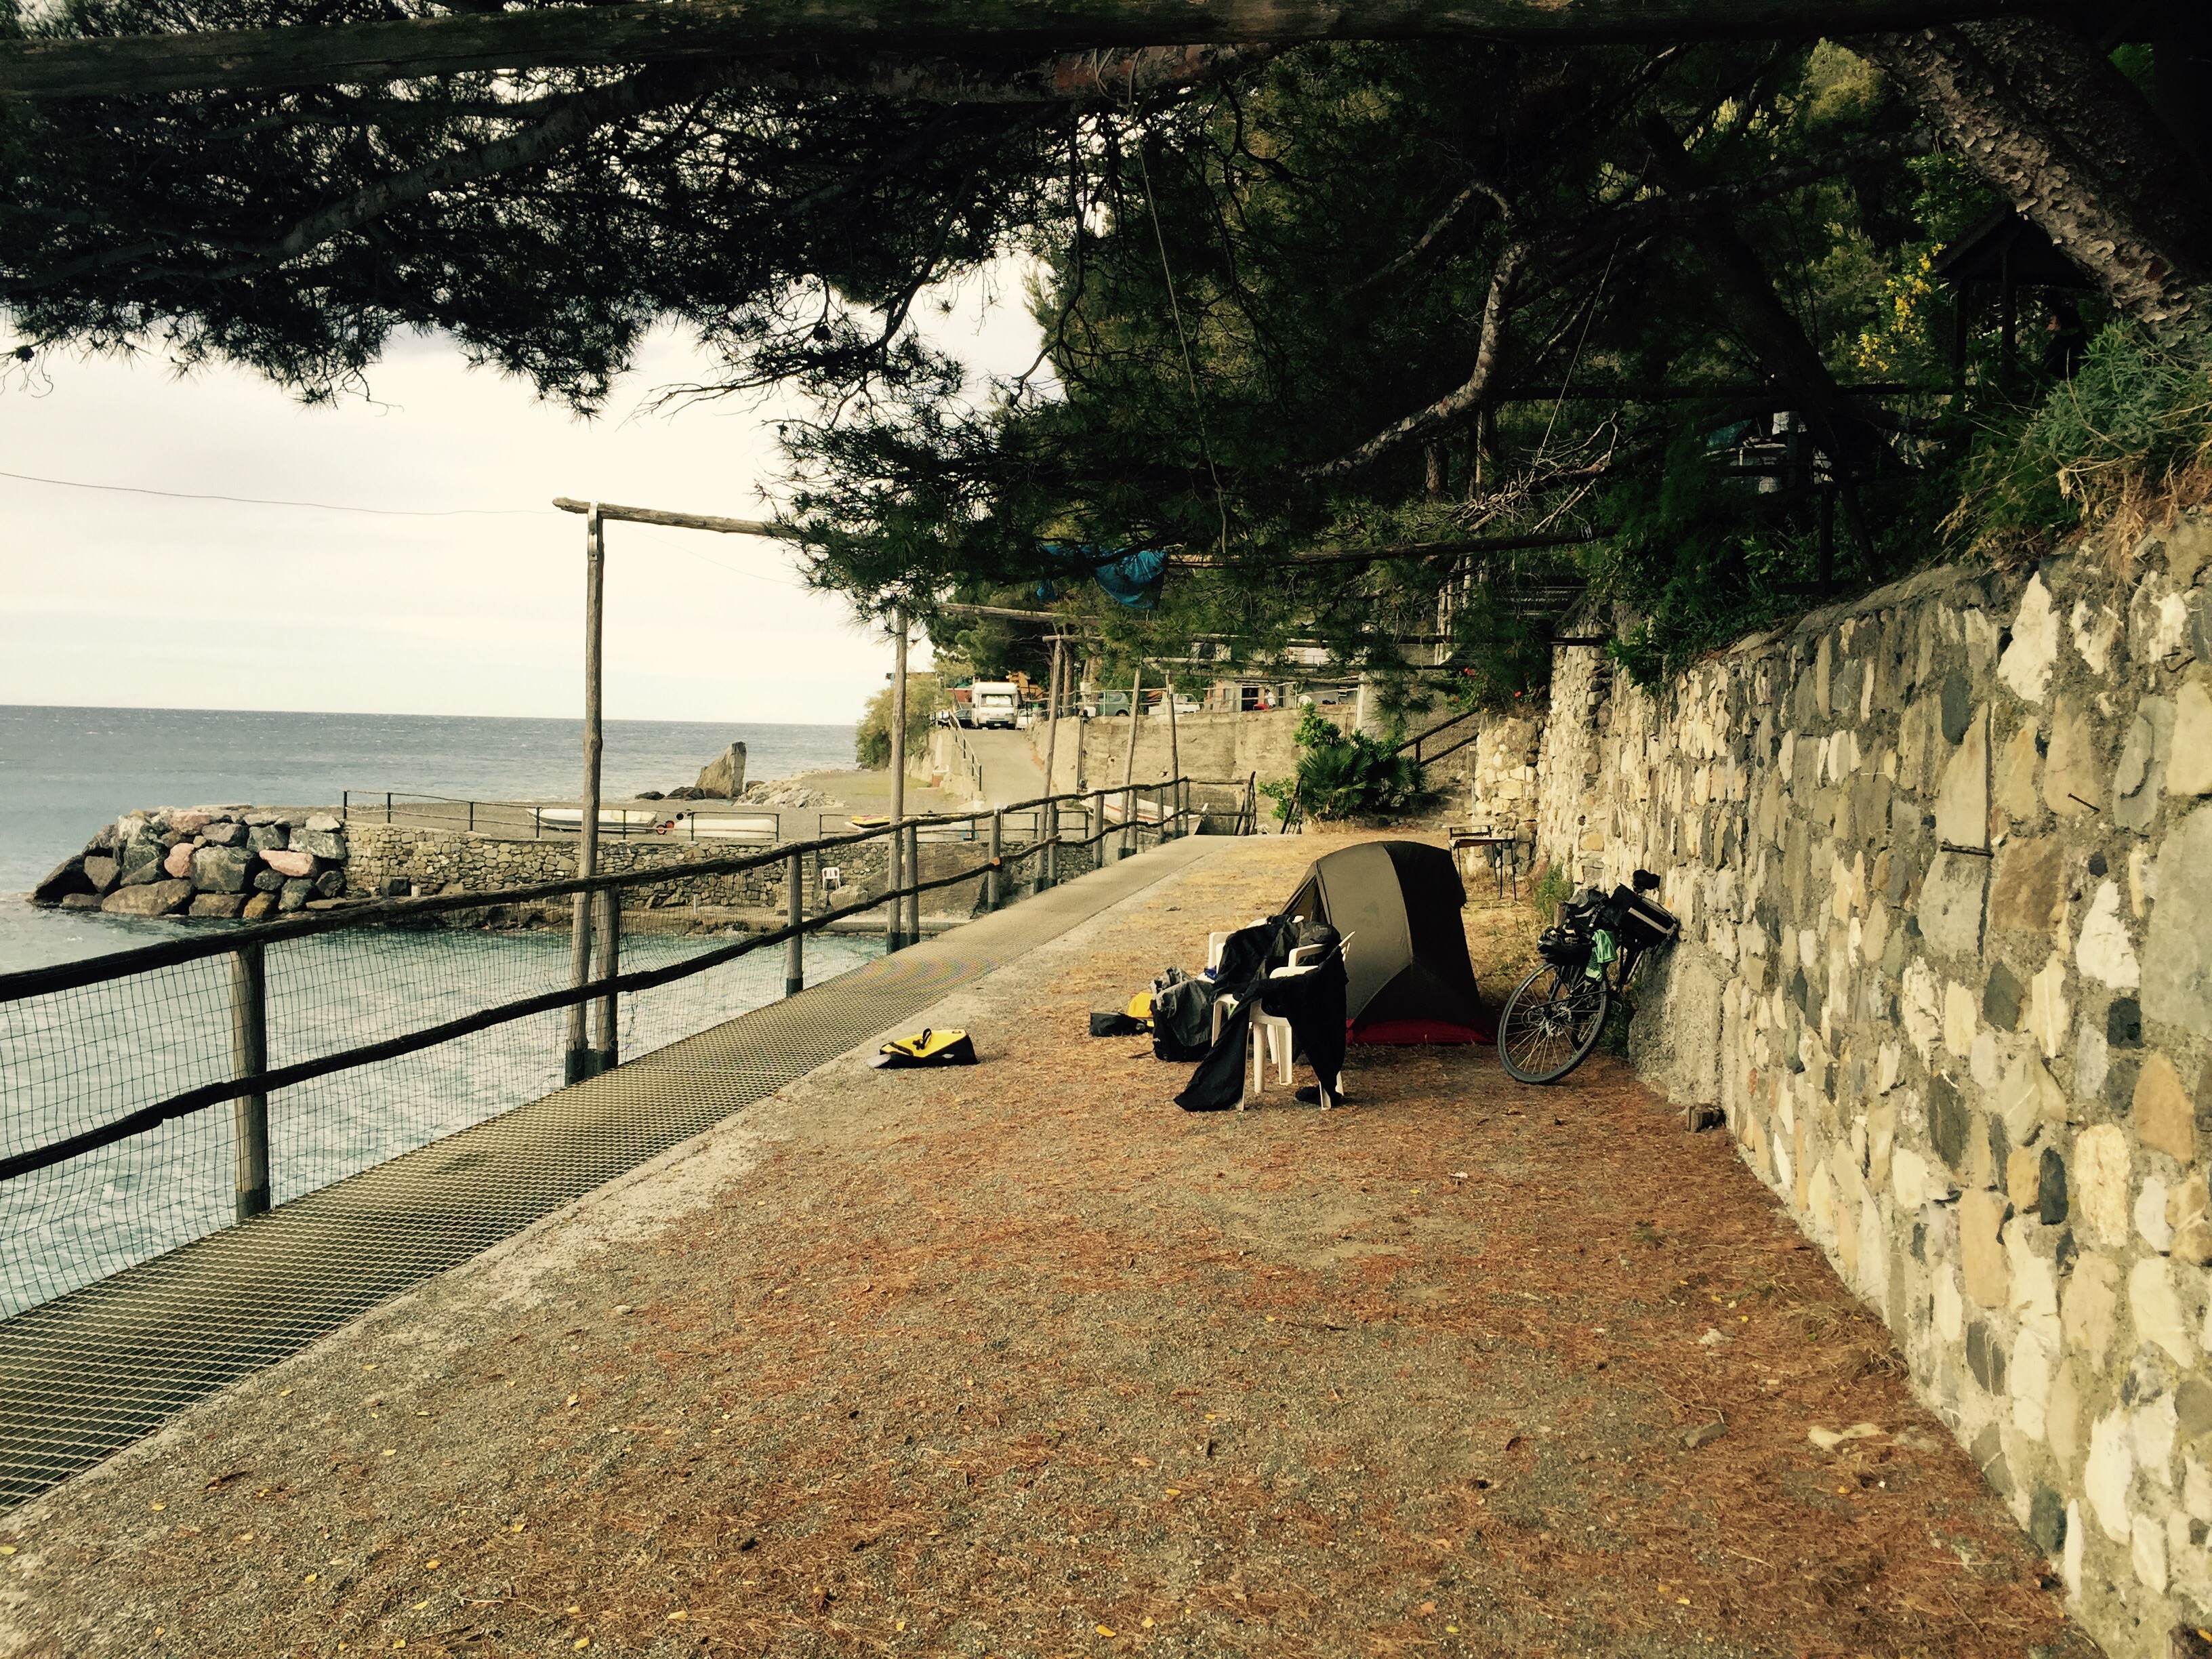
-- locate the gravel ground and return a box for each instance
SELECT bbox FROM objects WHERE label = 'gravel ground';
[0,832,2091,1659]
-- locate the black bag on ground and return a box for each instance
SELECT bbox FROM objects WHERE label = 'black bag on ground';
[1090,1010,1147,1037]
[1150,967,1217,1063]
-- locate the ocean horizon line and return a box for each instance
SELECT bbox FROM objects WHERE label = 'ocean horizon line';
[0,702,853,729]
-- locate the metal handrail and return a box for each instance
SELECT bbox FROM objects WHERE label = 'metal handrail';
[1382,705,1484,765]
[1,777,1248,1005]
[0,777,1219,1184]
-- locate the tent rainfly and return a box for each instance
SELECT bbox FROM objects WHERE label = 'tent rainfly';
[1282,841,1492,1044]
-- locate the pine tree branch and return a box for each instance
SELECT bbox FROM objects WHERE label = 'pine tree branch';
[0,0,2071,102]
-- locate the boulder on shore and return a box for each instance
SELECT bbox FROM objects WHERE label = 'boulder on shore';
[262,848,316,879]
[81,855,119,894]
[163,842,194,880]
[695,741,747,800]
[191,846,255,894]
[102,878,193,917]
[243,892,279,921]
[119,837,167,885]
[59,893,103,911]
[188,893,249,918]
[290,826,346,861]
[278,877,314,912]
[32,858,91,905]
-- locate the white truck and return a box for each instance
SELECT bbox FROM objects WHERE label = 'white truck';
[965,680,1022,729]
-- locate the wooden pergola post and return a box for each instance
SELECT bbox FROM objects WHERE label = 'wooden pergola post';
[1118,661,1143,858]
[563,502,605,1084]
[548,496,786,1079]
[887,609,908,949]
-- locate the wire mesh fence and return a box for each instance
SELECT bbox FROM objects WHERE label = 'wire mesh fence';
[0,779,1218,1324]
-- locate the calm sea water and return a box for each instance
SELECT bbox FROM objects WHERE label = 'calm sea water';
[0,706,870,1311]
[0,704,856,972]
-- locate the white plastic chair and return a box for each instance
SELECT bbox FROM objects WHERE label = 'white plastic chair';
[1204,920,1309,1109]
[1265,938,1353,1107]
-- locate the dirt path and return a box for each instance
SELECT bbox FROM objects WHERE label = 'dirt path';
[1,832,2087,1658]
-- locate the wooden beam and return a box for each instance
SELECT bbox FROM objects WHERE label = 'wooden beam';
[1492,382,1922,402]
[1,0,2064,101]
[937,600,1067,623]
[1168,531,1607,569]
[552,496,787,536]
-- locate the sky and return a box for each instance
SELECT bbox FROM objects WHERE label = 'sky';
[0,268,1044,728]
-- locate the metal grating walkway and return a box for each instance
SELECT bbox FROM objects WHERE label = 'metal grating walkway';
[0,837,1218,1509]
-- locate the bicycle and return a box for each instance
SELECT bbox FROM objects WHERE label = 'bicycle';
[1498,869,1680,1085]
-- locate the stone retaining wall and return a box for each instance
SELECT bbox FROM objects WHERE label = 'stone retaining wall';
[341,826,897,914]
[1035,705,1489,824]
[1528,523,2212,1658]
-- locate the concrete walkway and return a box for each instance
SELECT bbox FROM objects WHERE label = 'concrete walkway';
[0,833,2084,1658]
[0,836,1213,1515]
[962,728,1048,806]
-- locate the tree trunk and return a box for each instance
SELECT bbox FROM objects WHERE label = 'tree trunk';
[0,0,2064,102]
[1858,20,2211,329]
[1637,117,1881,471]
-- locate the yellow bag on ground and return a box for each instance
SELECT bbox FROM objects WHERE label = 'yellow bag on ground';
[870,1027,979,1068]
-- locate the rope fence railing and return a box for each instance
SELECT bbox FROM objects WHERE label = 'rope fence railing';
[0,775,1248,1321]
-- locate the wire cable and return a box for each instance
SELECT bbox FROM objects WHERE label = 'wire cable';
[0,466,555,518]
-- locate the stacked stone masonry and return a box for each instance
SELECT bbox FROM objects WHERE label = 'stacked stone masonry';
[342,827,895,916]
[1524,518,2212,1659]
[30,807,356,920]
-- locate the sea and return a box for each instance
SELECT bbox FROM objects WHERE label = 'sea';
[0,706,873,1313]
[0,704,859,970]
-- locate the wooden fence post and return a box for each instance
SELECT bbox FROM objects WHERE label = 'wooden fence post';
[591,886,619,1074]
[905,823,922,942]
[230,943,270,1222]
[785,849,804,996]
[987,811,1003,910]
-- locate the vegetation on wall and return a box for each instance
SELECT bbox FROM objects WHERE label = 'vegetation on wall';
[1950,325,2212,569]
[1259,707,1428,825]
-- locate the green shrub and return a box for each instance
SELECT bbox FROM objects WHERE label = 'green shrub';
[855,674,949,769]
[1261,706,1428,825]
[1952,322,2212,564]
[1532,863,1573,925]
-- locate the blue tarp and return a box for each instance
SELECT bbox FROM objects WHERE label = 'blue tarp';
[1040,543,1168,610]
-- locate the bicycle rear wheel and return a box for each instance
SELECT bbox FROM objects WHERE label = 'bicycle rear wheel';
[1498,962,1612,1084]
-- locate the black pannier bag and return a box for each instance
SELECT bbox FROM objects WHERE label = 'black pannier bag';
[1151,966,1218,1063]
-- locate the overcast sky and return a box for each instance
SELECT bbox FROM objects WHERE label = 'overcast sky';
[0,270,1042,728]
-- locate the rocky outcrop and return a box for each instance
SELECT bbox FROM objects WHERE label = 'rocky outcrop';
[26,805,355,925]
[695,741,747,800]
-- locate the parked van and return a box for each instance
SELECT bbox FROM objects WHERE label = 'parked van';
[966,680,1022,728]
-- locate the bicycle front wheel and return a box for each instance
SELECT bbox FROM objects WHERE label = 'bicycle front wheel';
[1498,962,1612,1084]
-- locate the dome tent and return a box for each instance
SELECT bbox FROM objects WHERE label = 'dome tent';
[1282,841,1491,1044]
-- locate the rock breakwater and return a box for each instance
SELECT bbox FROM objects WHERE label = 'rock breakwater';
[32,807,356,921]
